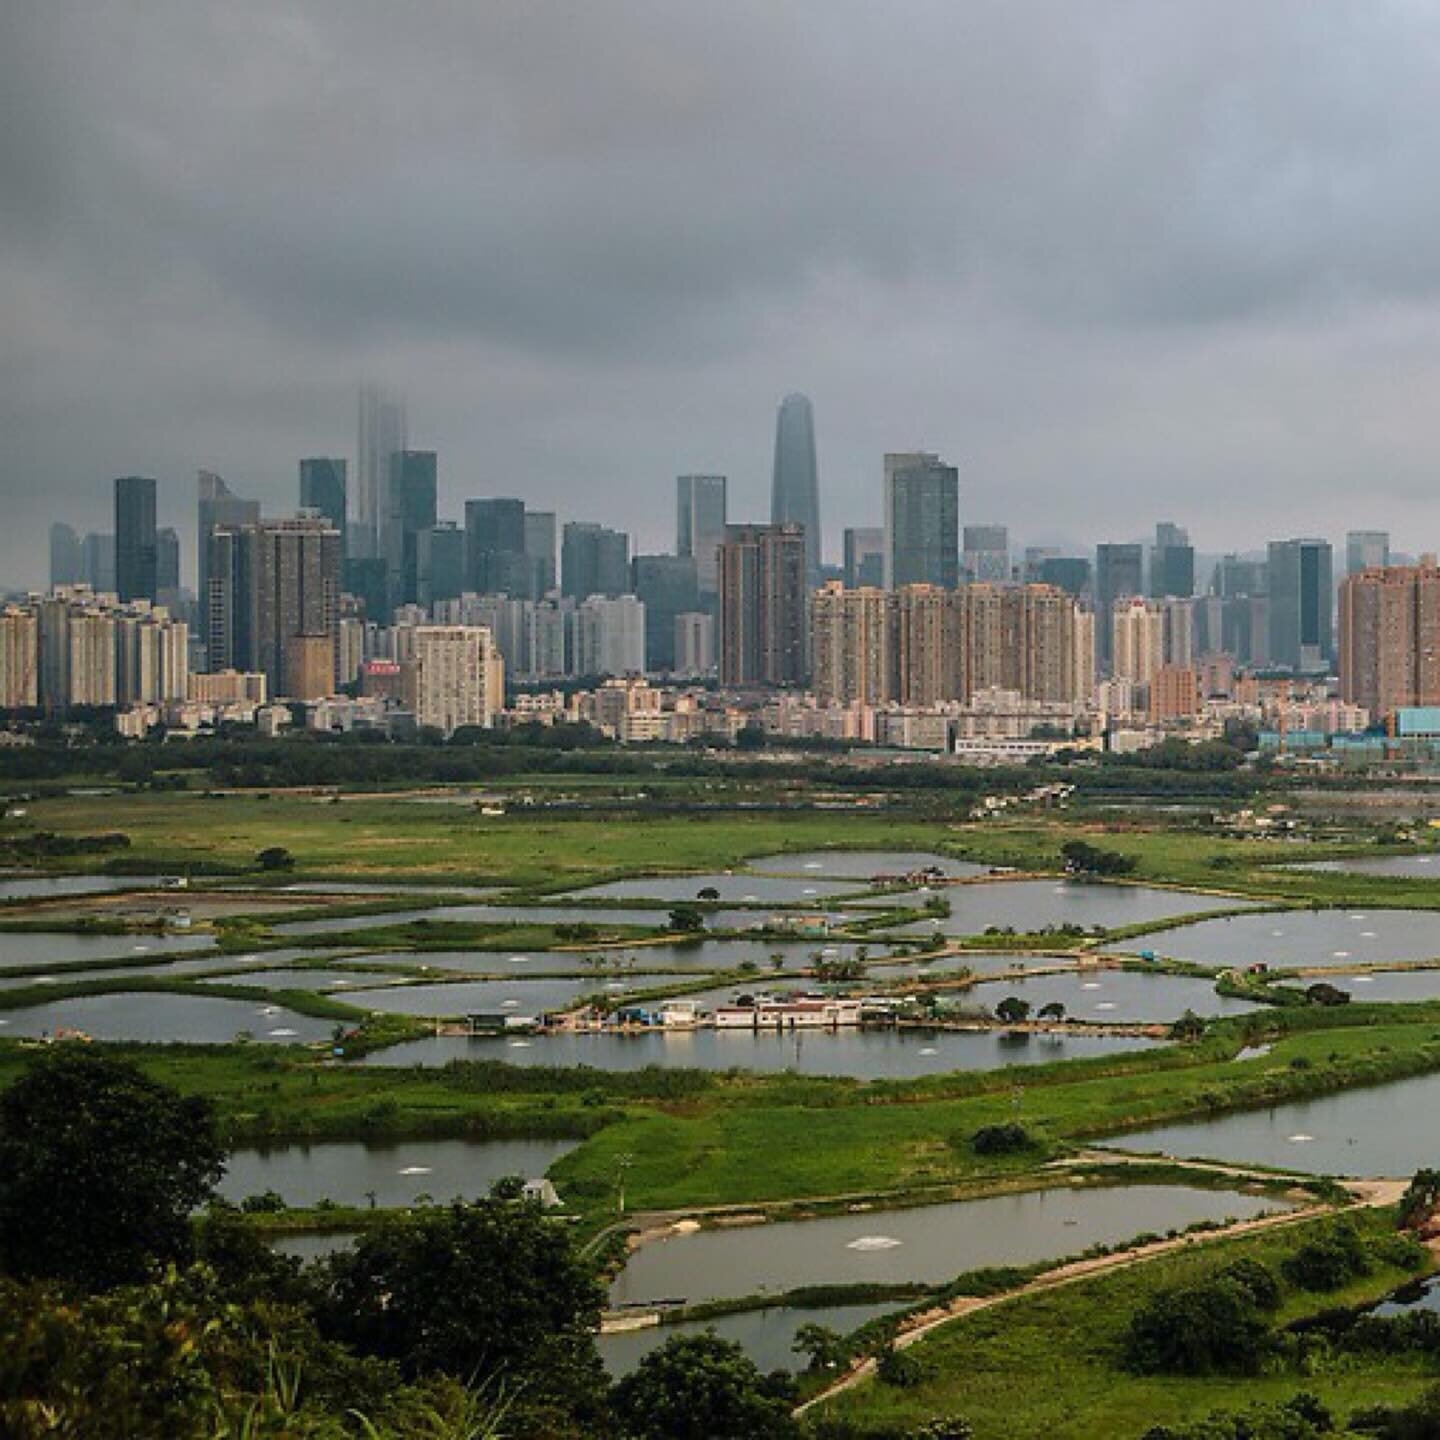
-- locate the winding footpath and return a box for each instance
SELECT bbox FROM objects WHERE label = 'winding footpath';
[795,1174,1409,1415]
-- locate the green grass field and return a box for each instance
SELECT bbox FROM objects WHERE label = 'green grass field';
[816,1207,1434,1439]
[5,792,968,885]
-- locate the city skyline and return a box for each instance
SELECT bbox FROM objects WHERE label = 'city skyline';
[12,6,1440,585]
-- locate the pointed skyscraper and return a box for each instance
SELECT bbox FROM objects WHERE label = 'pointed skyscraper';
[771,393,821,588]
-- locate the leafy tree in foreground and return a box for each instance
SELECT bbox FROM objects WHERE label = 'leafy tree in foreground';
[611,1331,797,1440]
[319,1195,607,1432]
[0,1050,225,1289]
[0,1266,491,1440]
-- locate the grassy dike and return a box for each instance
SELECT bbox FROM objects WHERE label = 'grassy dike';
[2,1003,1437,1212]
[813,1206,1436,1440]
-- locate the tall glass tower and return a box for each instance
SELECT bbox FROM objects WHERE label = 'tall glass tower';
[770,393,821,588]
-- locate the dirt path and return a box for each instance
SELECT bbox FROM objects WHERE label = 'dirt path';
[797,1185,1401,1415]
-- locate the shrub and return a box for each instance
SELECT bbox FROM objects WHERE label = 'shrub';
[1280,1222,1371,1292]
[1125,1274,1273,1375]
[969,1122,1034,1156]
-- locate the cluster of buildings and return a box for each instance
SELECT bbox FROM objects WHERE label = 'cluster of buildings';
[17,386,1440,762]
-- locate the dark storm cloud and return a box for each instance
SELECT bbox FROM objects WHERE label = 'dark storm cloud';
[5,0,1440,586]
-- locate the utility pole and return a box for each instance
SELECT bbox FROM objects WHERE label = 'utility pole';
[616,1152,633,1216]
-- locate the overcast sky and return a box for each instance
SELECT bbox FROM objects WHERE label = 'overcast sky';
[6,0,1440,589]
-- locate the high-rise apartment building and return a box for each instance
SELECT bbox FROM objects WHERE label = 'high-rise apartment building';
[0,607,38,710]
[407,625,503,735]
[1346,530,1391,576]
[842,528,885,589]
[962,525,1010,583]
[632,554,699,672]
[49,524,84,588]
[206,516,342,696]
[1267,538,1334,674]
[356,384,407,559]
[1095,543,1144,669]
[884,452,959,590]
[1338,561,1440,720]
[771,395,821,587]
[676,475,728,597]
[717,524,808,688]
[114,476,158,603]
[562,523,629,600]
[300,459,348,549]
[893,584,962,707]
[811,582,892,706]
[674,613,715,676]
[573,595,647,678]
[1111,597,1165,686]
[813,582,1091,708]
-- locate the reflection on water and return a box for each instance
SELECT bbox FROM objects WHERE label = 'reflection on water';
[223,1137,577,1207]
[364,1026,1156,1077]
[609,1183,1281,1308]
[599,1302,902,1377]
[1115,1066,1440,1176]
[1121,909,1440,969]
[0,992,333,1044]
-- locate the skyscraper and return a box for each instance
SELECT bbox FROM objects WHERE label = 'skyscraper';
[1346,530,1391,576]
[114,476,158,603]
[676,475,728,596]
[843,528,885,589]
[1150,522,1195,599]
[1268,538,1334,674]
[524,511,558,593]
[300,458,348,548]
[49,524,83,588]
[562,522,629,600]
[1095,543,1144,669]
[1038,556,1092,597]
[156,527,181,593]
[356,383,407,559]
[771,395,821,587]
[417,523,466,606]
[384,450,437,608]
[82,533,115,593]
[632,554,699,672]
[883,452,959,590]
[198,471,259,630]
[464,499,540,597]
[962,525,1010,583]
[717,524,808,688]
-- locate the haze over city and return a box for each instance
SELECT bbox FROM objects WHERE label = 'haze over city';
[10,1,1440,586]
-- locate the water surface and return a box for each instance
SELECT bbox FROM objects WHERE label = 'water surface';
[1113,1067,1440,1175]
[222,1137,578,1207]
[598,1303,902,1377]
[967,969,1261,1022]
[364,1026,1156,1078]
[748,851,989,879]
[893,881,1251,936]
[1121,909,1440,968]
[609,1184,1280,1307]
[0,992,333,1044]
